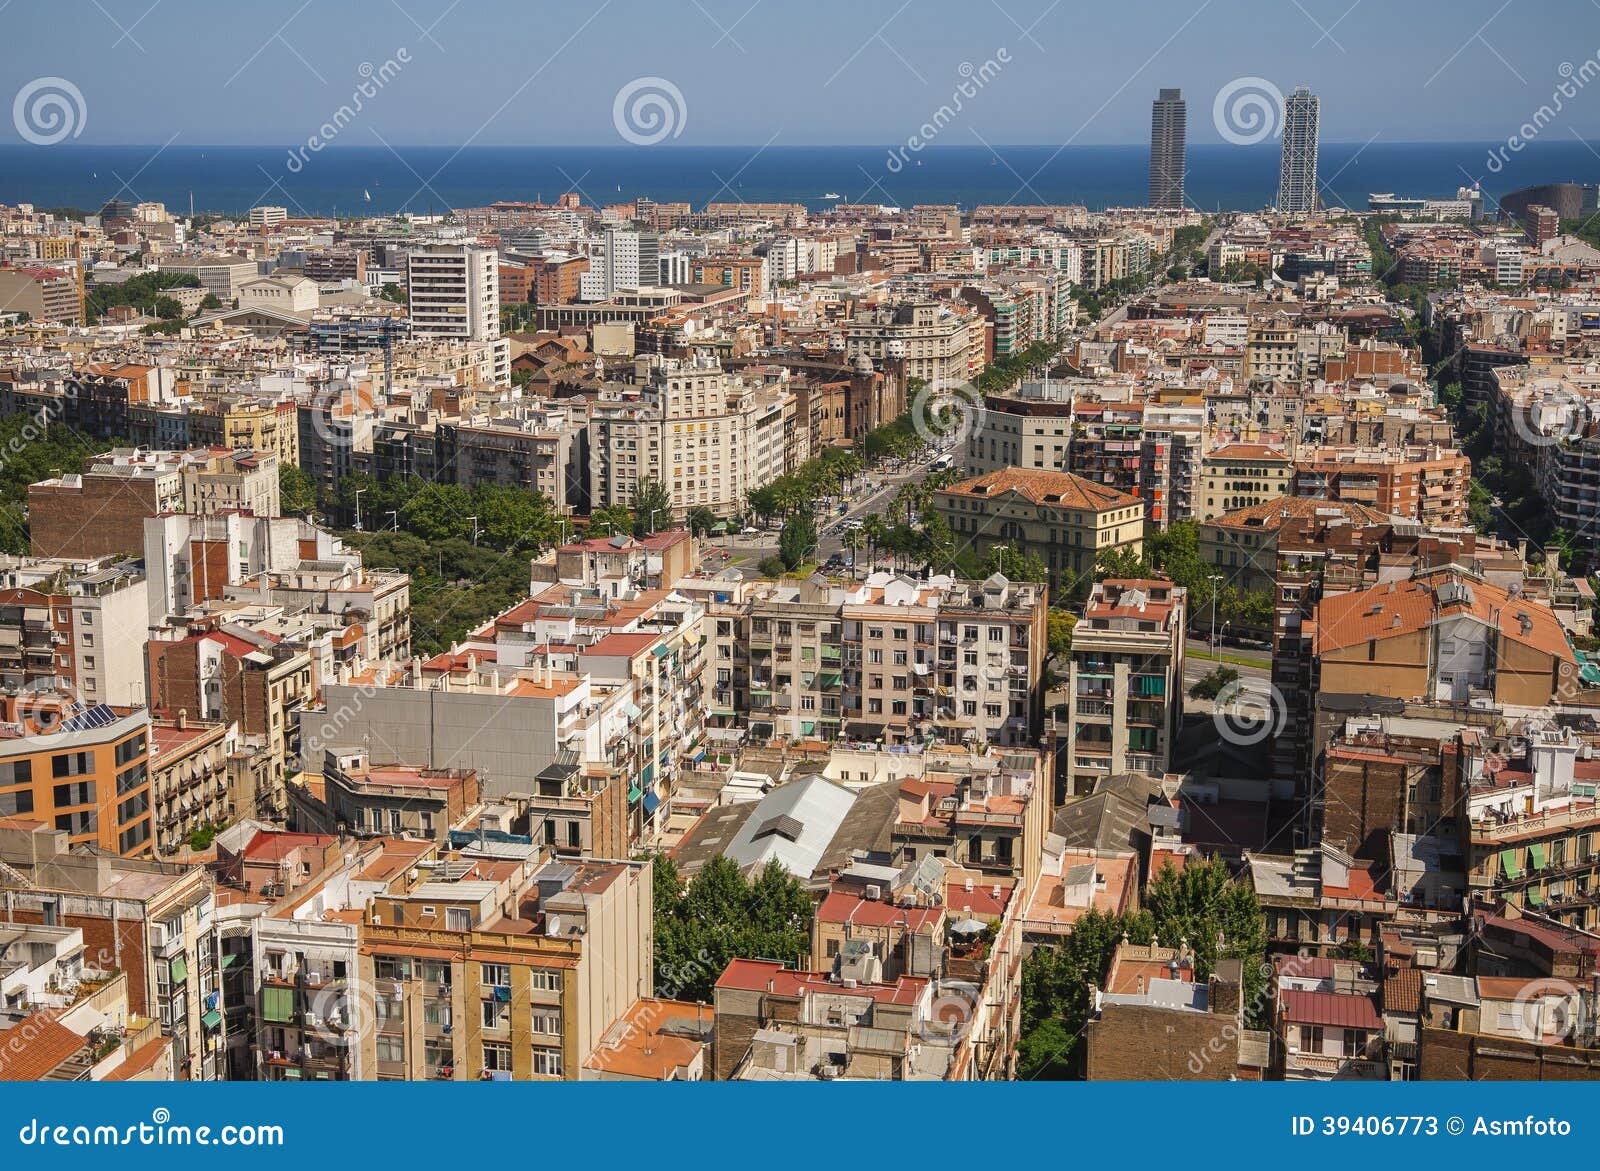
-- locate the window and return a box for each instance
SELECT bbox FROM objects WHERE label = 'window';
[374,956,411,981]
[445,907,471,932]
[1299,1025,1323,1052]
[53,781,94,807]
[482,1042,512,1072]
[482,1000,509,1029]
[52,751,92,779]
[1342,1030,1366,1059]
[530,1048,564,1077]
[530,1010,562,1037]
[529,969,562,993]
[480,962,511,988]
[375,1036,404,1064]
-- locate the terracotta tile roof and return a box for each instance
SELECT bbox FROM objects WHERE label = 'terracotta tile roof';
[1207,495,1388,531]
[1315,573,1575,662]
[0,1013,86,1081]
[938,467,1138,511]
[1383,967,1422,1015]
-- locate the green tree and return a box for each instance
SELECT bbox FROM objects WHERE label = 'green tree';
[631,476,674,536]
[778,511,818,570]
[1046,609,1076,659]
[278,463,318,516]
[686,506,718,538]
[587,502,634,537]
[652,855,813,1001]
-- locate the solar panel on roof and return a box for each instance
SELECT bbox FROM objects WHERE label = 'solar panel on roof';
[57,704,119,733]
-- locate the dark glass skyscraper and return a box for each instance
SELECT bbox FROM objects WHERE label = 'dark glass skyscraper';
[1148,88,1187,209]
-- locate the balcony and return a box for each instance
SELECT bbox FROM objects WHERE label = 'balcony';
[1470,802,1600,844]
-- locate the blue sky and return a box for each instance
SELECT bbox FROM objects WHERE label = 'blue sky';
[5,0,1600,146]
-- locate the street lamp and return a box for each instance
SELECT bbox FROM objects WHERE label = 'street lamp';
[353,487,366,532]
[1208,574,1223,648]
[467,515,480,545]
[386,510,399,532]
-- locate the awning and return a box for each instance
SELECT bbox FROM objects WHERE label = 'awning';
[1530,843,1547,870]
[628,783,642,803]
[201,1009,222,1030]
[643,790,661,815]
[492,985,511,1003]
[220,953,240,969]
[652,644,671,658]
[623,701,642,720]
[801,721,816,735]
[1501,849,1522,880]
[170,957,188,983]
[283,1068,302,1080]
[1527,888,1545,907]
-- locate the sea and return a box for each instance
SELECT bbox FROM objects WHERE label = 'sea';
[0,139,1595,217]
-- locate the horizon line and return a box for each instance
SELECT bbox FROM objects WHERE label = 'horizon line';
[0,136,1572,151]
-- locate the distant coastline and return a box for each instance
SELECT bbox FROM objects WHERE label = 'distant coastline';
[0,139,1591,218]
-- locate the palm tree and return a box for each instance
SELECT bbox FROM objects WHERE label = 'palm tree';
[843,528,866,577]
[861,515,888,568]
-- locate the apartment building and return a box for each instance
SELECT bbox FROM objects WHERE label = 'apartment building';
[1460,722,1600,931]
[1313,571,1576,708]
[845,301,985,386]
[28,447,280,560]
[452,405,588,513]
[840,574,1047,749]
[145,629,312,818]
[588,356,797,519]
[1064,578,1187,798]
[148,712,233,857]
[0,265,83,324]
[299,749,481,843]
[934,467,1145,582]
[1291,446,1470,528]
[0,819,222,1077]
[1493,363,1600,553]
[406,244,508,383]
[186,396,300,466]
[0,697,153,857]
[1198,443,1292,520]
[0,557,149,706]
[359,851,652,1081]
[746,578,847,742]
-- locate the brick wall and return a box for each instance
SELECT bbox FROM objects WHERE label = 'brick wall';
[28,477,157,558]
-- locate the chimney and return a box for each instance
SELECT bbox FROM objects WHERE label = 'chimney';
[176,708,187,731]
